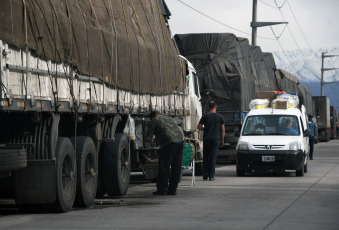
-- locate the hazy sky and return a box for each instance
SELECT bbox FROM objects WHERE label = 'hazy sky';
[165,0,339,53]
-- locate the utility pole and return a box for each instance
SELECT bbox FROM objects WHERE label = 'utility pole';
[251,0,288,46]
[320,52,339,96]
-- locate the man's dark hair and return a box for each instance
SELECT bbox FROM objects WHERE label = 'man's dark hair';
[150,110,160,119]
[208,101,216,109]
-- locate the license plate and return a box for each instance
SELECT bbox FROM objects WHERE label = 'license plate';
[262,156,275,162]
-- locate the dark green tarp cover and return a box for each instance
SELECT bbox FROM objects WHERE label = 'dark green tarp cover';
[174,33,313,114]
[0,0,184,95]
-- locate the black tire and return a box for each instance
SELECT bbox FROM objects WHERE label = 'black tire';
[236,165,245,176]
[296,159,305,177]
[72,137,98,207]
[51,137,77,213]
[103,133,131,196]
[304,155,308,173]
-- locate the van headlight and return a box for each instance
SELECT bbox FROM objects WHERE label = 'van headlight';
[237,141,249,151]
[289,141,301,151]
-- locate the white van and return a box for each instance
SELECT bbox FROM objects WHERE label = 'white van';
[235,105,311,177]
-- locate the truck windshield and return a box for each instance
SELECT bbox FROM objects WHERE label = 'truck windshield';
[242,115,300,136]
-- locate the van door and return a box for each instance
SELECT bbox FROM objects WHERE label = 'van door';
[301,105,308,130]
[300,105,309,155]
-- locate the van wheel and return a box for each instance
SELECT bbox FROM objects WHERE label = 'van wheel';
[72,137,98,207]
[296,160,305,177]
[51,137,77,213]
[236,165,245,176]
[103,133,130,196]
[304,160,308,173]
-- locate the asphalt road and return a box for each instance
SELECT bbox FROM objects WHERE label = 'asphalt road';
[1,140,339,230]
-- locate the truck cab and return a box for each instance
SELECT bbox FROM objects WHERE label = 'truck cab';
[236,103,311,177]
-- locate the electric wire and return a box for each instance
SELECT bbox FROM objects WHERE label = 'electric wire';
[286,0,312,50]
[259,0,277,9]
[176,0,276,40]
[280,0,338,88]
[273,0,287,9]
[272,1,305,57]
[276,39,298,74]
[258,0,323,85]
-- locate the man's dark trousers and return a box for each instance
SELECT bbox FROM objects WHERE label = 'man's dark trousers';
[309,136,315,159]
[203,139,220,179]
[157,142,183,192]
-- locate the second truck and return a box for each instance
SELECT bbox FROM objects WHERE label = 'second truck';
[174,33,314,163]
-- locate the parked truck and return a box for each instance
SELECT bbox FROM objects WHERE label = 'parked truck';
[0,0,202,212]
[174,33,313,163]
[313,96,331,142]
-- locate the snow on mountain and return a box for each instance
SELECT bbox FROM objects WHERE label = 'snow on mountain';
[273,47,339,111]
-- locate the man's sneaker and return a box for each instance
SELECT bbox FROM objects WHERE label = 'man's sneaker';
[167,190,177,195]
[209,177,215,181]
[203,175,208,180]
[152,190,167,195]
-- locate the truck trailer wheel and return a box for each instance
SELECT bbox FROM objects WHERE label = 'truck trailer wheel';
[72,137,98,207]
[51,137,77,213]
[103,133,131,196]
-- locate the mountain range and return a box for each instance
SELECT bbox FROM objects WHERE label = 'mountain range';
[273,47,339,112]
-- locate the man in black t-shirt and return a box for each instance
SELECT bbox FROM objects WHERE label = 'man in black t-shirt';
[197,101,225,181]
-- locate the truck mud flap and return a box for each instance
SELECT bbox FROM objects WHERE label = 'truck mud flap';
[15,160,56,204]
[0,145,27,173]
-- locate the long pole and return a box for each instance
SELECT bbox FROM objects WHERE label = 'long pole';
[320,52,339,96]
[321,52,325,96]
[251,0,257,46]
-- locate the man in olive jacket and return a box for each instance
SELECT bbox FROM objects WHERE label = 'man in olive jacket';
[147,111,184,195]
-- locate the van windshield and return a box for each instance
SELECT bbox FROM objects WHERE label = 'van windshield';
[242,115,300,136]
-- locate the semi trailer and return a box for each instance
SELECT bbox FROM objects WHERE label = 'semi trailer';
[0,0,202,212]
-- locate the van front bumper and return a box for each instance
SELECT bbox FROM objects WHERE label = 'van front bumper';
[236,149,304,172]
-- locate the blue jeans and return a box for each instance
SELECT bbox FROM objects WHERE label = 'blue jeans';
[203,139,220,178]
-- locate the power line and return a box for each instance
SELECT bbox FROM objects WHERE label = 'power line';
[276,6,305,57]
[176,0,276,40]
[274,0,287,9]
[276,39,299,74]
[258,0,323,82]
[284,0,338,80]
[259,0,278,9]
[286,0,313,50]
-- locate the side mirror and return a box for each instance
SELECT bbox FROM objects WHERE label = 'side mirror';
[304,129,311,137]
[234,129,240,137]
